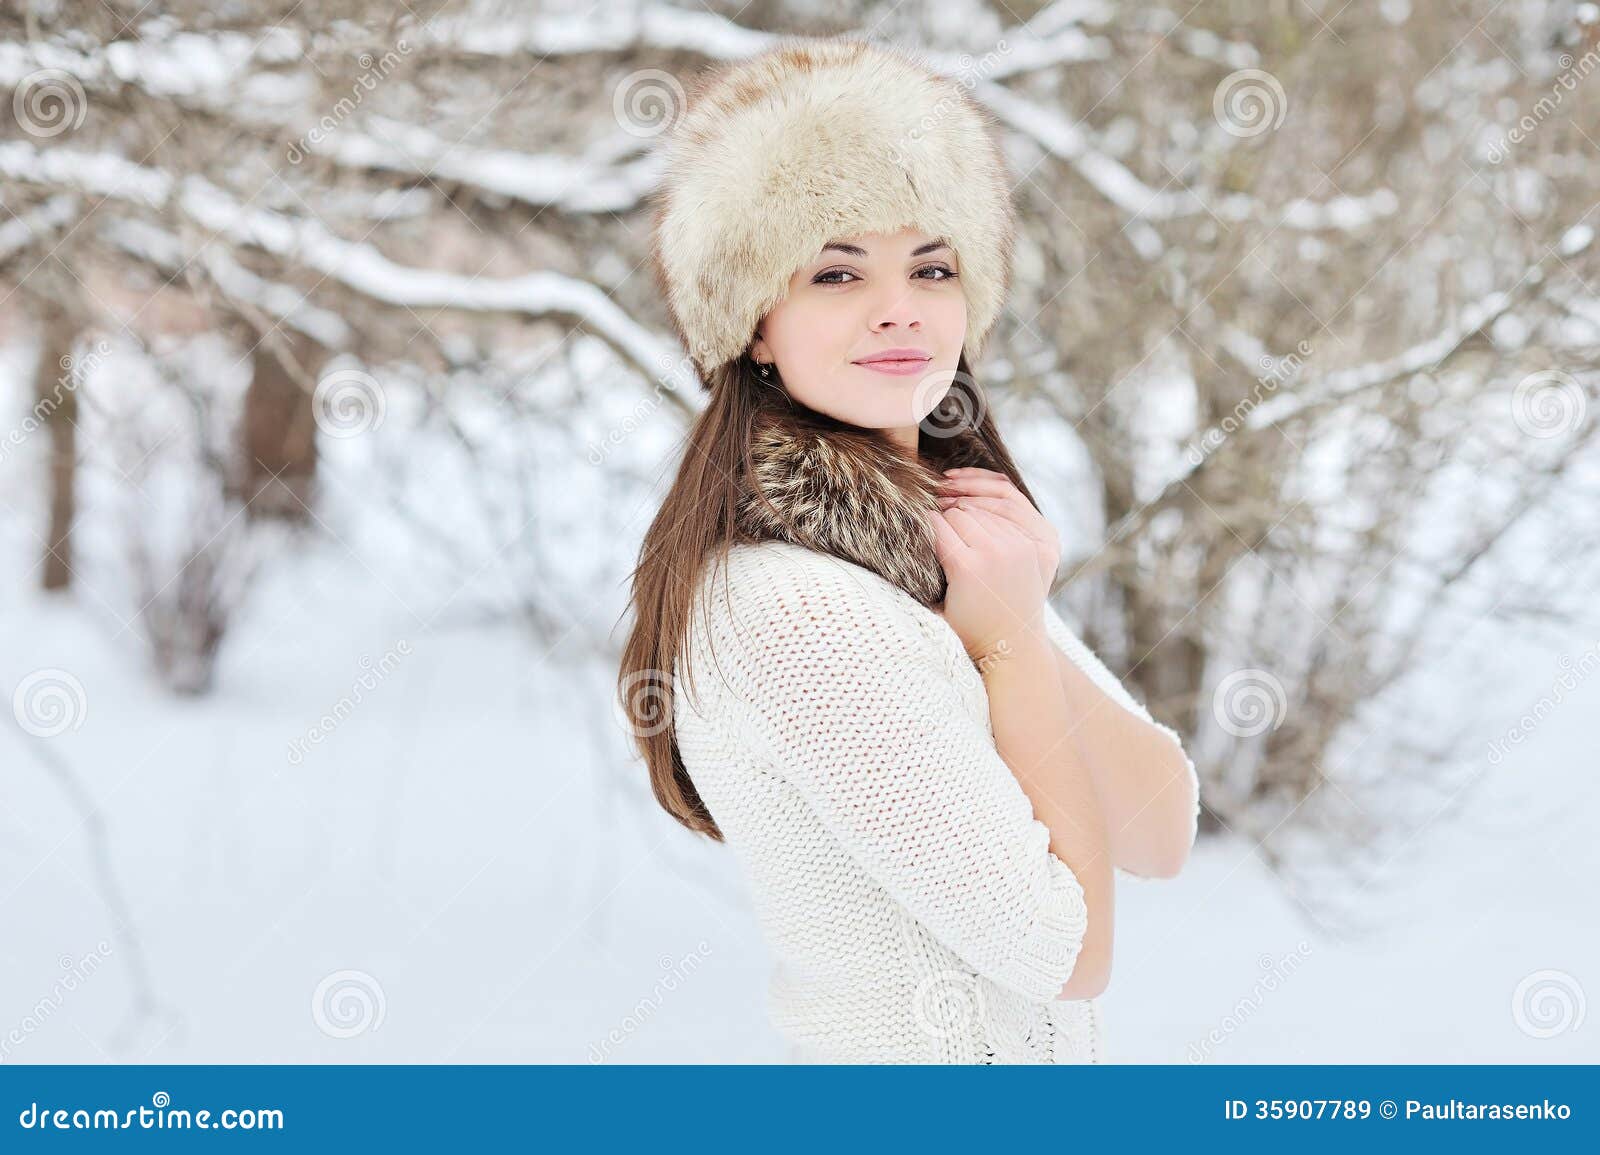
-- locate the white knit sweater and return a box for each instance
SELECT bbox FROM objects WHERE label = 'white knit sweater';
[673,540,1200,1064]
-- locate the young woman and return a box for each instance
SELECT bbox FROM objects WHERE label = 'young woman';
[618,37,1199,1064]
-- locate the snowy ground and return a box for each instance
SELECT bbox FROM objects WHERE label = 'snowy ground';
[3,516,1595,1066]
[1,364,1596,1065]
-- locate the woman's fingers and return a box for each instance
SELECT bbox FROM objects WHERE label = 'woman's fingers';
[928,507,966,564]
[938,475,1037,525]
[941,503,994,549]
[938,493,1036,537]
[938,474,1024,501]
[955,502,1032,546]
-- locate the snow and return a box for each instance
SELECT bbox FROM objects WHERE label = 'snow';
[1246,289,1516,428]
[103,219,355,350]
[977,80,1397,233]
[1,2,1596,1059]
[2,340,1595,1063]
[3,533,1594,1062]
[1559,223,1594,257]
[0,139,683,382]
[0,25,312,119]
[414,2,775,60]
[0,194,77,261]
[308,118,665,214]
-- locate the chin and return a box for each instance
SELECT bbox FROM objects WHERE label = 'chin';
[856,410,923,435]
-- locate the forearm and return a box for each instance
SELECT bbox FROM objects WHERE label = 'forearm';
[976,623,1114,998]
[1050,645,1196,878]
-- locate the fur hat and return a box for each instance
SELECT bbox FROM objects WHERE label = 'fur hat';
[649,37,1016,379]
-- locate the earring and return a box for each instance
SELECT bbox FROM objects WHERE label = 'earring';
[756,360,771,379]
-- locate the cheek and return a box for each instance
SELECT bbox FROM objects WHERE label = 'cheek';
[932,292,968,339]
[774,299,854,359]
[763,305,858,408]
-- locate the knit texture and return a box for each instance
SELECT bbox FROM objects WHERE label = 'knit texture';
[673,540,1200,1064]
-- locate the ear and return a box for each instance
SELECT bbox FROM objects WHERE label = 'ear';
[749,333,771,364]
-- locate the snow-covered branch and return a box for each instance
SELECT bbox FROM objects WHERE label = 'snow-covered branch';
[1242,223,1595,427]
[0,25,310,120]
[410,1,1106,73]
[1129,7,1261,69]
[308,117,662,215]
[103,217,356,349]
[977,78,1398,235]
[0,8,1344,237]
[0,140,685,382]
[0,192,78,260]
[1242,291,1515,428]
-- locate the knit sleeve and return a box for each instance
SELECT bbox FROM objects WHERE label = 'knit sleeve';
[1040,601,1201,877]
[704,546,1090,1004]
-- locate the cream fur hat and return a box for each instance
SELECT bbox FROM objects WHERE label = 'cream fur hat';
[648,36,1017,379]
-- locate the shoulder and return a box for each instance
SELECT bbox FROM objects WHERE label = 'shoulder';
[701,541,910,617]
[690,541,932,664]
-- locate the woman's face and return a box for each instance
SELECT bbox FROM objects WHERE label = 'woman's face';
[749,228,967,451]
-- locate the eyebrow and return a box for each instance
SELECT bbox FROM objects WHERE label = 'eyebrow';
[819,238,952,258]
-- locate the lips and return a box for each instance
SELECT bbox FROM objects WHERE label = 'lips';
[852,348,932,365]
[851,349,933,376]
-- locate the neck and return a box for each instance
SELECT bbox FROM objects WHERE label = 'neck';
[886,424,920,456]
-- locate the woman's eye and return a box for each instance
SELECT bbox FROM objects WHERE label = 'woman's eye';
[813,266,958,284]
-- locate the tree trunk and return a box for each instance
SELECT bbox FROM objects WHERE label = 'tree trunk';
[233,329,321,521]
[36,313,79,592]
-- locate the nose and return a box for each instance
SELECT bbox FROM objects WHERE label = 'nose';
[869,284,923,334]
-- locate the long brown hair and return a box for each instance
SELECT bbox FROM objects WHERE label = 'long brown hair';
[616,350,1039,841]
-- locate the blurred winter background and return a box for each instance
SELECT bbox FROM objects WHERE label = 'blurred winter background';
[1,0,1598,1065]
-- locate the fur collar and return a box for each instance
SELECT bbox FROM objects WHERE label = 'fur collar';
[734,403,1004,607]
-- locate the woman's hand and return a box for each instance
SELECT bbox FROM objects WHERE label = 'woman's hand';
[928,497,1050,663]
[935,468,1061,594]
